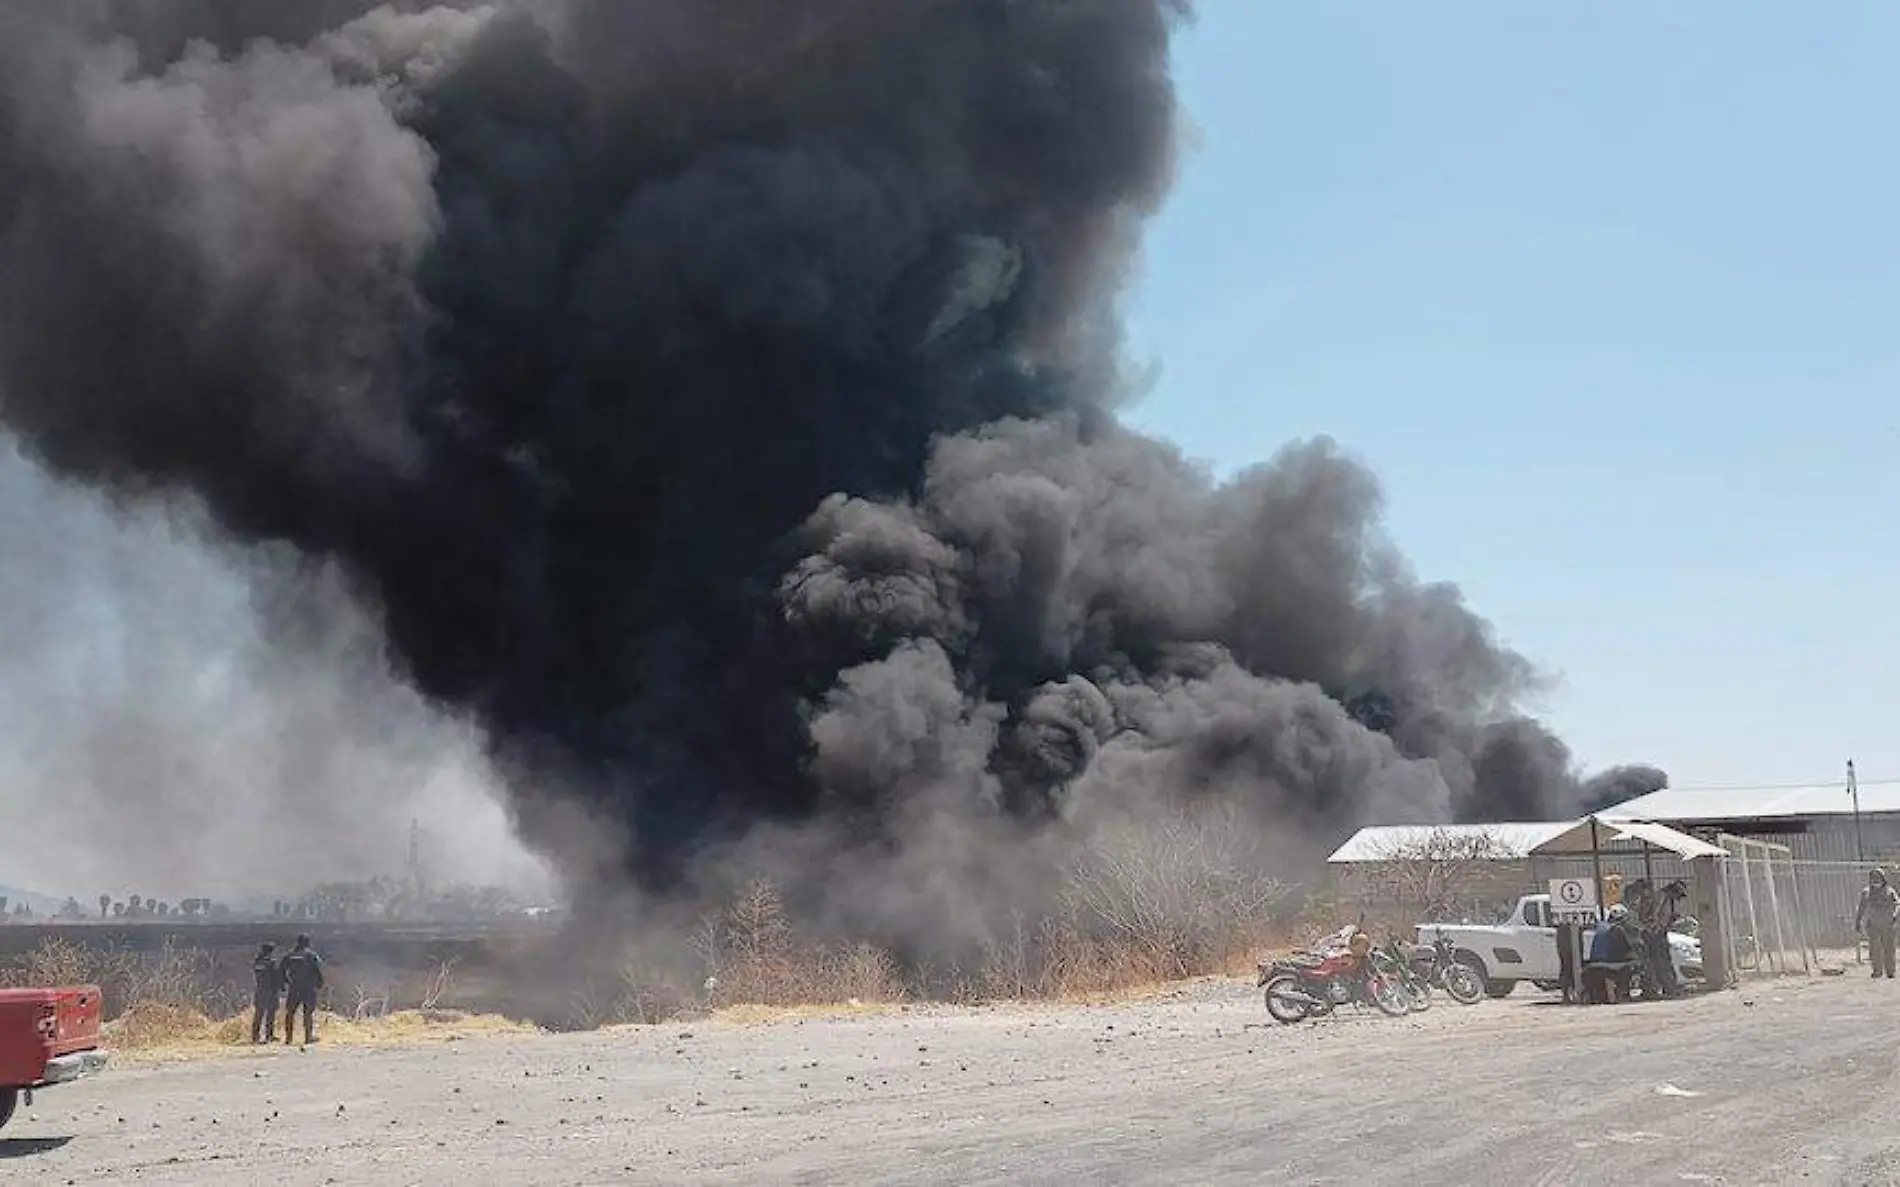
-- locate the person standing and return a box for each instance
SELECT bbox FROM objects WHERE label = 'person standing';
[280,934,326,1044]
[1857,869,1900,979]
[250,942,284,1044]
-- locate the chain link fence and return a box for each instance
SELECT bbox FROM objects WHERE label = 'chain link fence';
[1712,837,1897,978]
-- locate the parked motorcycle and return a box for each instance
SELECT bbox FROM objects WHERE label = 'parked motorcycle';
[1257,942,1411,1024]
[1410,928,1485,1006]
[1376,938,1431,1012]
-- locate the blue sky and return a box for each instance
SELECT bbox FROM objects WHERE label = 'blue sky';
[1123,4,1898,792]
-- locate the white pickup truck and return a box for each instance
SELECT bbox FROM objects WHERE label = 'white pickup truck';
[1417,893,1704,998]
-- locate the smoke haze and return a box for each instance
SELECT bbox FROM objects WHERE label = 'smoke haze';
[0,442,553,903]
[0,2,1661,937]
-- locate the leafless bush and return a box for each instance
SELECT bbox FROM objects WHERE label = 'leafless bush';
[565,983,616,1031]
[681,880,905,1012]
[1057,803,1291,983]
[641,807,1293,1016]
[420,958,457,1011]
[126,937,222,1013]
[1351,826,1516,927]
[823,942,903,1001]
[0,936,227,1019]
[613,965,695,1025]
[978,910,1059,1000]
[0,935,241,1049]
[0,936,93,989]
[352,983,392,1021]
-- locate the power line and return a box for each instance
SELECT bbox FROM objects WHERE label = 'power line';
[1661,777,1900,793]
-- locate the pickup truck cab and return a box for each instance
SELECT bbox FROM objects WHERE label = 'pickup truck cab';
[1417,894,1703,998]
[0,985,109,1131]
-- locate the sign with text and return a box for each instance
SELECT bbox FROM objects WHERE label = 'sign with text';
[1549,877,1599,921]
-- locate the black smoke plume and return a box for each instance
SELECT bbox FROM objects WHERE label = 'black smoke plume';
[0,2,1658,935]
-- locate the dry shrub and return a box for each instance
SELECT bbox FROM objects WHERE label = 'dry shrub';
[687,880,904,1014]
[1057,805,1289,980]
[3,933,530,1055]
[610,964,696,1026]
[104,1001,220,1048]
[9,804,1295,1039]
[648,809,1287,1020]
[0,936,223,1020]
[5,936,91,987]
[979,803,1293,998]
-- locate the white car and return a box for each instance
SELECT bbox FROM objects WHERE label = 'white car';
[1418,894,1703,998]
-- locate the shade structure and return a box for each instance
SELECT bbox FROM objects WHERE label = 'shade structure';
[1529,816,1727,860]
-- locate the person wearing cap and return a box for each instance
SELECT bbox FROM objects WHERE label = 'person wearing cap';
[1856,869,1900,979]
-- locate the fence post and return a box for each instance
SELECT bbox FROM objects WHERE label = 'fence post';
[1784,857,1814,973]
[1762,849,1790,975]
[1737,840,1763,976]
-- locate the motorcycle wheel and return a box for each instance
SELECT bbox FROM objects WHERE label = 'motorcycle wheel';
[1262,974,1310,1025]
[1440,964,1485,1006]
[1406,979,1431,1012]
[1367,974,1411,1018]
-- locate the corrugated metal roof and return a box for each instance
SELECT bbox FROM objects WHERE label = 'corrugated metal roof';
[1532,818,1729,860]
[1327,822,1571,864]
[1601,782,1900,822]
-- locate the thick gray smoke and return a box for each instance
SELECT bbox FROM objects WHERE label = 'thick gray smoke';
[0,442,553,903]
[0,2,1658,942]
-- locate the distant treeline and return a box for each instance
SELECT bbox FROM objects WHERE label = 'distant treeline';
[0,879,544,925]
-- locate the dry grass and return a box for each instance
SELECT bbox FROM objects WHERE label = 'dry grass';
[1,934,534,1064]
[7,806,1303,1043]
[105,1003,539,1063]
[701,998,915,1027]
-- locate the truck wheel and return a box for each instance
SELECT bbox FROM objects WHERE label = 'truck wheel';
[1453,952,1495,1000]
[1484,979,1516,999]
[1441,963,1485,1006]
[0,1087,16,1132]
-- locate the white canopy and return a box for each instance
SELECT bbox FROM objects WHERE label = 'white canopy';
[1528,816,1727,861]
[1326,822,1571,864]
[1328,816,1729,865]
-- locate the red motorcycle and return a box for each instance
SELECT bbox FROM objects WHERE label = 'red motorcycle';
[1257,942,1411,1024]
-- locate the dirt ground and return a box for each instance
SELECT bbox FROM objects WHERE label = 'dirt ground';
[6,972,1899,1186]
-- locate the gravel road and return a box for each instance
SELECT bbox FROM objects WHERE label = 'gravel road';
[6,973,1898,1186]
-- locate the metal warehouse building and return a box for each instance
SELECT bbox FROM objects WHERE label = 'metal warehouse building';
[1598,781,1900,947]
[1328,782,1898,956]
[1329,819,1738,928]
[1598,782,1900,866]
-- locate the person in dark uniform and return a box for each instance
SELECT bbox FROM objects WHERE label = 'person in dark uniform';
[1856,869,1900,979]
[250,942,284,1044]
[280,933,325,1044]
[1585,904,1638,1003]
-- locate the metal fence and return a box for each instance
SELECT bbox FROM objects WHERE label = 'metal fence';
[1716,836,1813,978]
[1342,830,1888,984]
[1737,855,1879,969]
[1531,839,1874,983]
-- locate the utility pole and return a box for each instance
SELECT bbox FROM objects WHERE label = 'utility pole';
[408,818,426,906]
[1849,759,1865,865]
